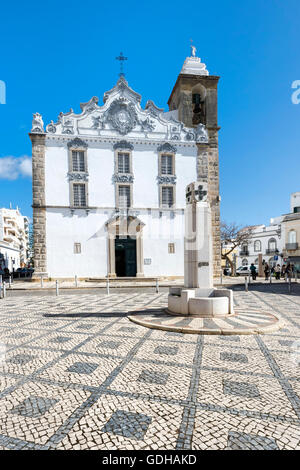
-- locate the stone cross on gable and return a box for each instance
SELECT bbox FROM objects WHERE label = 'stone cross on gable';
[116,52,128,77]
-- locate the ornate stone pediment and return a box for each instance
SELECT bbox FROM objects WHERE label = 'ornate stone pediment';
[157,142,177,154]
[43,76,210,145]
[113,140,134,151]
[112,174,134,183]
[105,98,138,135]
[67,172,89,181]
[67,138,88,149]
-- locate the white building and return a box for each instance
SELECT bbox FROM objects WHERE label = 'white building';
[30,52,221,279]
[0,208,29,271]
[237,218,284,269]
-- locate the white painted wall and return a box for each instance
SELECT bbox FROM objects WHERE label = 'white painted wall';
[44,138,197,277]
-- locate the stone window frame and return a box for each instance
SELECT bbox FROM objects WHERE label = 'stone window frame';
[114,148,133,175]
[68,142,89,208]
[158,151,175,177]
[254,240,261,252]
[115,183,133,209]
[74,242,81,254]
[159,185,176,209]
[70,182,89,208]
[288,230,297,244]
[168,242,175,254]
[68,145,88,174]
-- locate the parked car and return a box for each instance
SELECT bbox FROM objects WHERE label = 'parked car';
[236,266,250,276]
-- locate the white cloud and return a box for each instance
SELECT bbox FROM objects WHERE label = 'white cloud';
[0,156,32,180]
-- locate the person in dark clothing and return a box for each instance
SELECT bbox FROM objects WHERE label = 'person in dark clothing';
[264,263,270,281]
[250,263,257,280]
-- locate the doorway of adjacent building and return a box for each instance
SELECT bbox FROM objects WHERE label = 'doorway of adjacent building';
[115,236,137,277]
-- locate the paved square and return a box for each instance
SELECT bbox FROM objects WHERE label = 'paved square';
[0,285,300,450]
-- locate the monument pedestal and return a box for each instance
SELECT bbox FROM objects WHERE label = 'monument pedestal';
[168,182,233,318]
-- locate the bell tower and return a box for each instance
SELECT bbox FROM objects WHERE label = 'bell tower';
[168,47,221,277]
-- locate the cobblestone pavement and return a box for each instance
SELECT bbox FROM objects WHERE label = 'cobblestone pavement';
[0,285,300,450]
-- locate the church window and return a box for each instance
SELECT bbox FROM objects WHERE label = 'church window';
[74,243,81,254]
[168,243,175,254]
[72,151,85,172]
[162,186,174,208]
[118,185,131,208]
[161,154,174,175]
[118,152,130,173]
[73,183,87,207]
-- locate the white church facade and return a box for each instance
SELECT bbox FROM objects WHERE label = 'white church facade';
[30,52,221,279]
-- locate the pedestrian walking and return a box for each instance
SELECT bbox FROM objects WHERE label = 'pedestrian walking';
[264,263,270,281]
[275,264,281,280]
[250,263,257,280]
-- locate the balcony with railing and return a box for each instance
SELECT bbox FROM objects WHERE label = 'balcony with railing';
[266,248,279,255]
[239,250,249,256]
[286,243,299,251]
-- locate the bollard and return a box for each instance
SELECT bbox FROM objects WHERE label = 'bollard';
[288,278,291,294]
[0,275,2,299]
[3,282,6,299]
[9,276,12,289]
[75,275,78,288]
[245,276,248,292]
[296,271,298,283]
[270,272,272,284]
[40,275,44,288]
[106,277,110,295]
[220,270,223,285]
[156,278,159,293]
[56,280,59,296]
[248,273,251,285]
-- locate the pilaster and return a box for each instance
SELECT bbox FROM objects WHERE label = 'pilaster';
[29,133,47,278]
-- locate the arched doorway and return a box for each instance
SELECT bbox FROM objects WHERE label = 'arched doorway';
[106,215,144,278]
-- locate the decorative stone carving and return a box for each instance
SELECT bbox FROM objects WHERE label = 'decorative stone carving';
[106,98,138,135]
[145,100,164,117]
[67,138,88,149]
[157,176,177,185]
[92,115,104,129]
[31,113,44,133]
[195,123,208,143]
[103,76,142,105]
[140,117,155,132]
[157,142,177,154]
[67,172,89,182]
[80,96,99,113]
[46,121,56,133]
[185,130,195,141]
[113,140,134,151]
[112,174,134,183]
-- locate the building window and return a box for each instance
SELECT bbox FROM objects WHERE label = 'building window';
[254,240,261,252]
[168,243,175,254]
[118,185,131,208]
[73,183,87,207]
[288,230,297,244]
[118,152,130,173]
[161,186,174,208]
[293,206,300,213]
[268,238,277,251]
[242,258,248,266]
[72,151,85,172]
[74,243,81,254]
[161,154,174,175]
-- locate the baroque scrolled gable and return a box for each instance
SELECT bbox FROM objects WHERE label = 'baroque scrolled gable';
[41,76,209,145]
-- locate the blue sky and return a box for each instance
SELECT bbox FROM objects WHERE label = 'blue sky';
[0,0,299,226]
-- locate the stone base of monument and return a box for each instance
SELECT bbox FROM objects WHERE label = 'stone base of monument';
[167,287,234,317]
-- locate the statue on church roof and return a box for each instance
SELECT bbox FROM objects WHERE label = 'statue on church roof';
[191,44,196,57]
[31,112,44,133]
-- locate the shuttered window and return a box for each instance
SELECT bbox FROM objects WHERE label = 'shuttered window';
[118,185,131,208]
[162,186,174,208]
[72,151,85,172]
[73,183,86,207]
[118,153,130,173]
[161,154,173,175]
